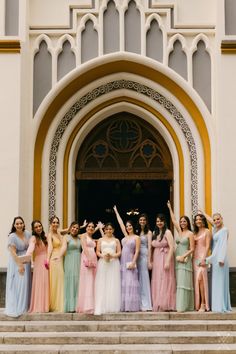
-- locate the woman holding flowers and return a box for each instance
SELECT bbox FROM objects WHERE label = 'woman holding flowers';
[94,223,121,315]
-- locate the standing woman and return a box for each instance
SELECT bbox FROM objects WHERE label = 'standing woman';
[136,214,152,311]
[113,205,140,312]
[64,221,81,312]
[5,216,32,317]
[193,214,211,312]
[47,216,67,312]
[28,220,49,313]
[167,201,194,312]
[77,222,98,314]
[199,210,231,312]
[95,223,121,315]
[151,214,176,311]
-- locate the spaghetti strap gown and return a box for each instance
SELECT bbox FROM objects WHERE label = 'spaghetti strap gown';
[137,234,152,311]
[206,227,231,312]
[175,236,194,312]
[5,231,32,317]
[77,236,97,313]
[193,232,210,311]
[94,239,121,315]
[29,240,49,313]
[120,237,140,312]
[64,235,81,312]
[49,235,64,312]
[151,235,176,311]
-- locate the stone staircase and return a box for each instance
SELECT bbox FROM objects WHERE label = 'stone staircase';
[0,310,236,353]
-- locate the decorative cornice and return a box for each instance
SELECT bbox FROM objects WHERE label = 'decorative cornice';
[0,40,21,53]
[221,40,236,54]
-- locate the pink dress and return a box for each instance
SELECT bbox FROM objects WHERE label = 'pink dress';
[29,240,49,312]
[151,234,176,311]
[193,232,210,311]
[77,236,97,313]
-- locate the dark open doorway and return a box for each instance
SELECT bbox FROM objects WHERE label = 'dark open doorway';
[76,179,172,239]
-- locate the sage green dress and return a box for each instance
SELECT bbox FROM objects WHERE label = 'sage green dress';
[64,235,81,312]
[175,236,194,312]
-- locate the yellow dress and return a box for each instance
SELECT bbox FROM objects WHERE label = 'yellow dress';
[49,235,64,312]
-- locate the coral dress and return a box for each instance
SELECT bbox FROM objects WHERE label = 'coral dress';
[49,235,64,312]
[175,236,194,312]
[120,237,140,312]
[151,235,176,311]
[77,236,97,313]
[193,231,210,311]
[29,239,49,313]
[94,239,121,315]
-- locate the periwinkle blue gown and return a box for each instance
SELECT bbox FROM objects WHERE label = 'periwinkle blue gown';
[137,234,152,311]
[206,227,231,312]
[5,231,32,317]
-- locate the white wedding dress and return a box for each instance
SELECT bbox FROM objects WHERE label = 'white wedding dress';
[94,239,121,315]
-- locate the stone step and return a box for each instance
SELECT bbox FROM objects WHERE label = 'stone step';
[0,331,235,345]
[0,343,236,353]
[1,310,236,321]
[0,319,236,332]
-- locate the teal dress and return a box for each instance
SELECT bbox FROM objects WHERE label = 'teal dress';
[64,235,81,312]
[175,236,194,312]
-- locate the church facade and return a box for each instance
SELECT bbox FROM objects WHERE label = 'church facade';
[0,0,236,272]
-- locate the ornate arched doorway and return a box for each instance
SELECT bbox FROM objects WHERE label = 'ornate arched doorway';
[75,112,173,230]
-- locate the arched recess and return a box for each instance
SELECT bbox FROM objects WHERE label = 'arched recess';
[33,55,212,226]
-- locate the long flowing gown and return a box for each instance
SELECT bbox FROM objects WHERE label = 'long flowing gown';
[77,236,97,313]
[175,236,194,312]
[94,239,121,315]
[5,231,32,317]
[49,235,64,312]
[29,239,49,313]
[151,235,176,311]
[64,235,81,312]
[137,234,152,311]
[206,227,231,312]
[120,237,140,312]
[193,231,210,311]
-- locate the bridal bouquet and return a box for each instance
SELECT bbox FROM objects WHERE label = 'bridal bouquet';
[102,248,115,262]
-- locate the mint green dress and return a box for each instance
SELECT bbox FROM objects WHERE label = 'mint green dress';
[64,235,81,312]
[175,236,194,312]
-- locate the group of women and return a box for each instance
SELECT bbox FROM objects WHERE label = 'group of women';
[5,203,231,317]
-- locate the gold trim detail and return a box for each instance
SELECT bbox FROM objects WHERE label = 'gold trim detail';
[0,40,21,53]
[33,59,212,221]
[221,40,236,54]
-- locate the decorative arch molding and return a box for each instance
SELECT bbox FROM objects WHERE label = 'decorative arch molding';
[49,79,197,219]
[33,55,212,223]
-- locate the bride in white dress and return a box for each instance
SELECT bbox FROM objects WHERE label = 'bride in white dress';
[95,223,121,315]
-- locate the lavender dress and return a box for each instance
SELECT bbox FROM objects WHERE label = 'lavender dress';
[120,237,140,311]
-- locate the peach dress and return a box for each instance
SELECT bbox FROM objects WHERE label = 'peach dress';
[29,240,49,313]
[193,232,210,311]
[77,236,97,313]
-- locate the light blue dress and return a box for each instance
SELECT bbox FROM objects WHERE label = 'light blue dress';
[5,231,32,317]
[137,234,152,311]
[206,227,231,312]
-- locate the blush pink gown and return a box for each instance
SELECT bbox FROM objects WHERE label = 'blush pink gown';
[77,236,97,313]
[193,231,210,311]
[151,235,176,311]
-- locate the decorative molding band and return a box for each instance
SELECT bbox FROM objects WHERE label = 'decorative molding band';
[0,40,21,53]
[221,40,236,54]
[49,80,198,219]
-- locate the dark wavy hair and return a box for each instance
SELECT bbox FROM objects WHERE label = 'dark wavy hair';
[9,216,25,235]
[193,214,208,233]
[104,222,115,230]
[179,215,192,231]
[125,219,135,234]
[136,213,150,235]
[31,220,47,246]
[153,214,168,241]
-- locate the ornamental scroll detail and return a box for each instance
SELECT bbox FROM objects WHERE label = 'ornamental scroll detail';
[49,80,198,218]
